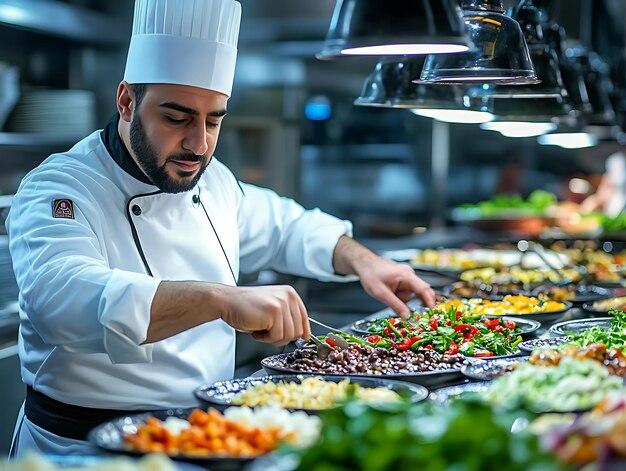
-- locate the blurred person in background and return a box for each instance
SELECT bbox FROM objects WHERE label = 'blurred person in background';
[581,150,626,216]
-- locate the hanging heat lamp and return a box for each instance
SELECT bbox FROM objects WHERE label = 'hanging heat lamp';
[472,0,573,137]
[419,0,538,84]
[354,56,494,124]
[317,0,471,59]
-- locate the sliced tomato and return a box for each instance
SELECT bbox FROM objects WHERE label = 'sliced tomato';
[474,350,495,358]
[366,335,383,344]
[446,342,459,355]
[504,320,516,330]
[483,318,501,330]
[325,338,337,348]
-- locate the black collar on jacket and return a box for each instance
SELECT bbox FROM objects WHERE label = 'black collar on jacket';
[101,114,152,185]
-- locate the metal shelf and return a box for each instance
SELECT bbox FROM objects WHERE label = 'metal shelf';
[0,0,126,45]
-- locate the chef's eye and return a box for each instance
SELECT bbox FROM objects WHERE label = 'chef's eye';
[206,121,220,129]
[164,115,186,124]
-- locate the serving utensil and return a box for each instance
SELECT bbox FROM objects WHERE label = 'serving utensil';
[302,317,350,358]
[517,240,571,287]
[308,335,332,359]
[308,317,350,348]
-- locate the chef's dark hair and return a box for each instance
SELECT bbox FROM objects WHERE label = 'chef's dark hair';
[131,83,148,108]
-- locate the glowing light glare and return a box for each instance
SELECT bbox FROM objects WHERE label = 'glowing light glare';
[341,44,469,55]
[569,178,592,195]
[480,122,557,138]
[411,109,494,124]
[0,4,27,21]
[538,133,598,149]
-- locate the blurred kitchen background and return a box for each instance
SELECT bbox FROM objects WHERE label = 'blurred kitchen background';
[0,0,625,453]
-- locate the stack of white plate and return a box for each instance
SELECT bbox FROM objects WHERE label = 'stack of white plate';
[7,89,95,137]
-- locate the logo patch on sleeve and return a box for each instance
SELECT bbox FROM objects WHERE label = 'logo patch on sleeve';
[52,199,75,219]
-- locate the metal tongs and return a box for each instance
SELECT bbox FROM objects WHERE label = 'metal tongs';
[306,317,350,359]
[517,240,571,287]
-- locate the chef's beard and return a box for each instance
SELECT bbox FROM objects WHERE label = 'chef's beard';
[129,113,209,194]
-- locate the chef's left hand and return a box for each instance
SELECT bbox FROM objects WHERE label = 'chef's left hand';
[332,236,436,318]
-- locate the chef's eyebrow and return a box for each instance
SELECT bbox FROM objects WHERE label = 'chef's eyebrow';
[159,102,227,118]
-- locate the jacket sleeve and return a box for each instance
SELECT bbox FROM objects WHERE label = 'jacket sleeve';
[7,170,161,364]
[236,181,358,282]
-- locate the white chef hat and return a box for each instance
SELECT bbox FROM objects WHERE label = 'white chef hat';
[124,0,241,97]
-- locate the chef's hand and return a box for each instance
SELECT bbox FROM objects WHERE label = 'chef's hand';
[332,236,436,319]
[220,285,311,346]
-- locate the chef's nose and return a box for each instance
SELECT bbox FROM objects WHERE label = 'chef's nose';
[182,122,209,156]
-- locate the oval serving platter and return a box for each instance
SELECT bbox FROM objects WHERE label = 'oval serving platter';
[491,301,573,323]
[549,317,612,337]
[88,409,257,470]
[428,381,492,405]
[461,357,527,381]
[194,375,429,412]
[519,337,569,353]
[260,353,468,389]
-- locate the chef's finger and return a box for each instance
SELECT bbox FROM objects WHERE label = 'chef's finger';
[289,296,305,341]
[294,293,311,340]
[396,290,414,302]
[368,283,411,319]
[263,302,285,344]
[405,276,435,307]
[279,302,296,346]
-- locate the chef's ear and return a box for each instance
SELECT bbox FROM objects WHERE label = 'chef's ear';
[116,81,136,123]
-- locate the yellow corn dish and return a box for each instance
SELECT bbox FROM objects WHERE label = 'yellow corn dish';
[436,295,566,316]
[231,377,401,410]
[460,267,581,285]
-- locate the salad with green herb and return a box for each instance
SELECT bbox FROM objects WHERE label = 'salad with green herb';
[288,398,563,471]
[319,307,523,358]
[484,357,623,412]
[563,309,626,351]
[598,211,626,233]
[457,190,557,219]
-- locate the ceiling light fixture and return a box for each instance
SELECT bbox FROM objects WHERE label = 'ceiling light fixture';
[317,0,471,59]
[413,108,495,124]
[538,132,598,149]
[470,0,572,120]
[481,121,557,137]
[354,57,494,124]
[419,0,538,84]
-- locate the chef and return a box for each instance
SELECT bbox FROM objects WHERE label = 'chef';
[7,0,435,457]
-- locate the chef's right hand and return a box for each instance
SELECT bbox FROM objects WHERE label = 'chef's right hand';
[220,285,311,346]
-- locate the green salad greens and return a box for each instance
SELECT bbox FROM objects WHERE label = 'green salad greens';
[564,309,626,351]
[319,307,523,358]
[598,211,626,233]
[459,190,557,218]
[484,357,622,413]
[289,398,563,471]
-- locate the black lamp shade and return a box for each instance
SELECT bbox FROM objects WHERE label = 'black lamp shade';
[318,0,471,59]
[467,1,573,123]
[420,0,538,84]
[545,24,592,115]
[576,51,617,126]
[354,57,494,125]
[354,57,461,108]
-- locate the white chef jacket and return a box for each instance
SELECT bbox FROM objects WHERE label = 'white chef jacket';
[7,128,353,412]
